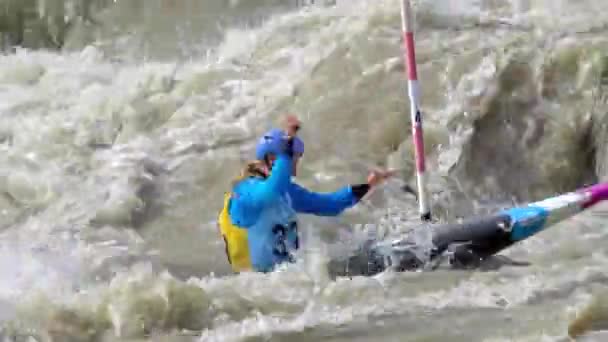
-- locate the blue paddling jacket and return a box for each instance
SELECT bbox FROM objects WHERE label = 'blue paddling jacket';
[217,153,369,273]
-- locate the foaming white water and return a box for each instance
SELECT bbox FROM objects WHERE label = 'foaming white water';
[0,0,392,321]
[1,0,608,340]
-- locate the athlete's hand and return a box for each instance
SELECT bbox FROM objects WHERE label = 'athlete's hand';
[283,114,301,138]
[367,169,397,188]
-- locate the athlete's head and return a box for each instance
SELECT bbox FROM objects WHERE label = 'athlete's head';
[255,128,304,176]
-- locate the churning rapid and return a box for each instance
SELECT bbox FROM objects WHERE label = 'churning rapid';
[2,0,608,340]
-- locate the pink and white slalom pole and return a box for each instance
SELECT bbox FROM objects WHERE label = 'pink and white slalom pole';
[400,0,431,221]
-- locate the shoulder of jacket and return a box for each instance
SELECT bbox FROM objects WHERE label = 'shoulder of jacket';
[232,175,264,192]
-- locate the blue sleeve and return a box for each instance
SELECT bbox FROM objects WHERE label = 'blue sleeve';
[288,182,360,216]
[228,154,293,227]
[248,154,292,205]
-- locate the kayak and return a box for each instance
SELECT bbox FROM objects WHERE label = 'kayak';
[329,183,608,277]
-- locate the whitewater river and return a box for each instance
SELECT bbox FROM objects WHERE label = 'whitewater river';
[2,0,608,341]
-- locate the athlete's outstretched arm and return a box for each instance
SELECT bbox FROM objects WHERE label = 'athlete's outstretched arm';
[288,182,370,216]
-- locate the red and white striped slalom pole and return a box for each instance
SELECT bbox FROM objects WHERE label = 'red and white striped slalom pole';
[400,0,431,221]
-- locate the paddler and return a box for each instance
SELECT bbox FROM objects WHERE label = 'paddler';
[217,115,395,273]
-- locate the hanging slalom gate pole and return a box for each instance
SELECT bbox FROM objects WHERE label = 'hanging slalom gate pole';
[400,0,431,221]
